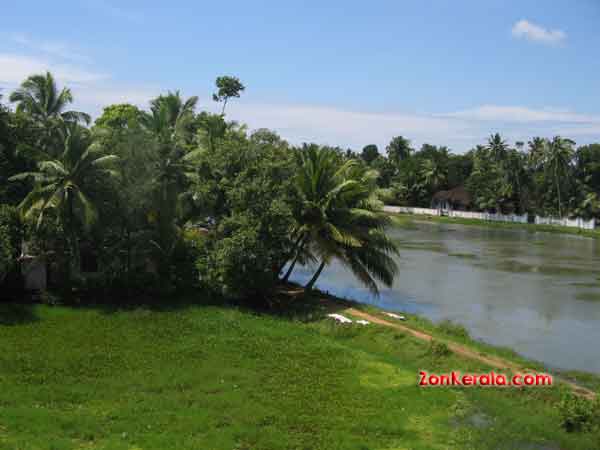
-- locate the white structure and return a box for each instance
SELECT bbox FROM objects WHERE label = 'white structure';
[327,314,353,324]
[383,206,527,224]
[20,257,46,291]
[449,210,528,224]
[384,206,440,216]
[384,205,595,230]
[535,216,595,230]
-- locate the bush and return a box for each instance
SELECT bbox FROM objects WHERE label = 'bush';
[428,339,452,358]
[557,390,600,433]
[197,199,294,300]
[169,228,205,292]
[0,205,21,284]
[438,320,470,340]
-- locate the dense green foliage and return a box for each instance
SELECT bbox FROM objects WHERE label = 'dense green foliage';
[370,133,600,218]
[1,72,600,448]
[194,130,297,298]
[0,72,398,298]
[1,71,599,300]
[287,145,398,293]
[0,205,21,283]
[558,390,600,433]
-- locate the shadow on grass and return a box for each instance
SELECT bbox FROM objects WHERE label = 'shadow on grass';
[20,282,358,324]
[0,281,362,328]
[0,303,39,325]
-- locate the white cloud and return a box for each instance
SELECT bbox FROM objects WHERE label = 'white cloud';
[72,85,159,116]
[1,45,599,152]
[445,105,600,124]
[511,19,566,45]
[227,102,475,151]
[226,102,600,151]
[0,54,108,85]
[555,124,600,137]
[0,52,155,117]
[10,33,92,63]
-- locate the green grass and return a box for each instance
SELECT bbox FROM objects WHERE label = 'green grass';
[388,212,600,239]
[1,299,599,450]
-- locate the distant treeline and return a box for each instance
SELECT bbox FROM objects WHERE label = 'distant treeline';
[356,135,600,219]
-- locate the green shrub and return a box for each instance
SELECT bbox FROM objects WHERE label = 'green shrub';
[169,228,206,292]
[0,205,21,284]
[438,320,470,340]
[197,202,294,299]
[428,339,452,358]
[557,390,600,433]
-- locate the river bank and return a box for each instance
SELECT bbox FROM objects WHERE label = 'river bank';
[291,215,600,374]
[304,285,600,396]
[386,210,600,239]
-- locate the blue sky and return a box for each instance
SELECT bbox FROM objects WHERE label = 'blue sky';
[2,0,600,152]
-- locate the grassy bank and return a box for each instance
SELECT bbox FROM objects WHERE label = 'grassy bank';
[387,212,600,239]
[1,293,599,450]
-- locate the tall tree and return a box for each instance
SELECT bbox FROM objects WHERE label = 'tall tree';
[290,145,399,294]
[140,92,199,278]
[486,133,509,162]
[360,144,379,165]
[528,137,546,171]
[212,76,245,115]
[543,136,575,218]
[420,158,446,193]
[9,72,90,127]
[386,136,413,165]
[10,124,118,282]
[9,72,91,160]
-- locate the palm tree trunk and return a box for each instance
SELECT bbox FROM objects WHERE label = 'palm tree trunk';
[221,98,228,115]
[65,195,76,289]
[555,165,562,218]
[276,233,305,277]
[282,236,309,282]
[282,257,298,283]
[305,260,326,292]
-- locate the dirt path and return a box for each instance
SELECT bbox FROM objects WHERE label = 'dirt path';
[343,307,596,399]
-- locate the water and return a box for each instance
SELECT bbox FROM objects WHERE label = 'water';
[292,220,600,374]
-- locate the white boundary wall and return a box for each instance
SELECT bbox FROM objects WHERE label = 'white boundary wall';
[383,206,526,223]
[535,216,595,230]
[384,205,596,229]
[384,206,440,216]
[449,210,528,223]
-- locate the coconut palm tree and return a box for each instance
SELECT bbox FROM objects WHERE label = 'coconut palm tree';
[9,124,118,280]
[528,137,546,171]
[486,133,509,162]
[420,158,446,193]
[10,72,91,159]
[543,136,575,218]
[386,136,412,165]
[143,91,198,145]
[9,72,90,126]
[288,145,399,294]
[140,92,199,278]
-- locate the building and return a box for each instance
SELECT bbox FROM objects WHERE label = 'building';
[431,186,472,211]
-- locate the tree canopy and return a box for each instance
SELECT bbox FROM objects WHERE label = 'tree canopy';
[1,71,599,300]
